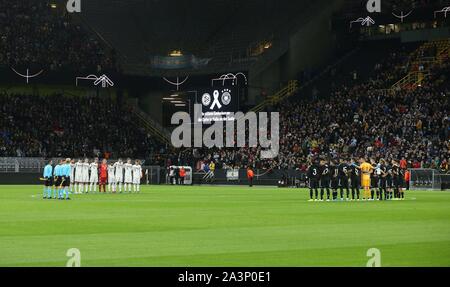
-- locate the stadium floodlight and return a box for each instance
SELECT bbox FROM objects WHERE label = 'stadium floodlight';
[169,50,183,57]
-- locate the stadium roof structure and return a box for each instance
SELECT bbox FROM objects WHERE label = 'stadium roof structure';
[79,0,328,77]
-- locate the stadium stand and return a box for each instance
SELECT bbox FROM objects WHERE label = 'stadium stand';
[182,39,449,172]
[0,0,115,72]
[0,94,167,160]
[0,38,448,174]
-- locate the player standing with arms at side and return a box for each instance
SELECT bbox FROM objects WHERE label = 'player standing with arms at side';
[124,159,133,193]
[398,164,405,200]
[43,160,53,199]
[69,159,75,193]
[391,160,400,200]
[74,159,83,194]
[349,158,360,200]
[114,159,124,193]
[81,158,90,193]
[338,158,350,200]
[386,161,394,200]
[359,157,374,200]
[319,159,331,201]
[132,160,143,193]
[89,158,99,193]
[107,162,116,193]
[307,159,320,201]
[378,158,388,200]
[53,160,62,199]
[62,158,71,200]
[330,160,339,200]
[99,159,108,193]
[370,158,379,200]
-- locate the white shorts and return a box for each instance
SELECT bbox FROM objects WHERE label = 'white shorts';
[89,176,98,183]
[81,174,89,183]
[75,173,81,182]
[124,175,133,184]
[115,176,123,183]
[108,175,116,183]
[133,177,140,184]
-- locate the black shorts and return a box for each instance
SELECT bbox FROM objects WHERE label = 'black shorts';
[350,177,360,189]
[379,178,386,188]
[45,177,53,187]
[309,179,319,189]
[331,178,339,189]
[386,178,393,188]
[371,177,379,188]
[54,176,61,187]
[320,178,330,188]
[394,177,403,188]
[338,177,349,188]
[62,176,70,187]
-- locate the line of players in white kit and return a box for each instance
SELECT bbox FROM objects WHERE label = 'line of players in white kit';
[70,158,143,194]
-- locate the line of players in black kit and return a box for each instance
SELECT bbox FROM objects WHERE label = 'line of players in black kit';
[306,157,406,201]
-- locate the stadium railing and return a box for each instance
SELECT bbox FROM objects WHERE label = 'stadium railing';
[0,158,45,173]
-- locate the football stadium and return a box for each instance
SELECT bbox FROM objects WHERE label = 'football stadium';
[0,0,449,270]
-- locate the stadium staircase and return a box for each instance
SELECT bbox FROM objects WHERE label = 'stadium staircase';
[390,39,450,91]
[251,80,299,113]
[128,102,171,145]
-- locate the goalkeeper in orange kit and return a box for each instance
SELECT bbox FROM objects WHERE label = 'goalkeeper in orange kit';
[359,157,374,200]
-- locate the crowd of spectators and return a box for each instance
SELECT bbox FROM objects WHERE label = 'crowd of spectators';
[181,40,449,172]
[0,0,115,72]
[0,94,167,161]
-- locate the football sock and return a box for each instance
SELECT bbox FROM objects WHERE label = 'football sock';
[310,189,313,199]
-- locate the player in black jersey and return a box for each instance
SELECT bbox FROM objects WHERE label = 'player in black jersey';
[386,163,394,200]
[319,159,331,201]
[330,160,339,200]
[378,158,388,200]
[391,160,401,199]
[338,158,350,200]
[398,165,405,200]
[370,158,379,200]
[307,159,321,201]
[349,158,361,200]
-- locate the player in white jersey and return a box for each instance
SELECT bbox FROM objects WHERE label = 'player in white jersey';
[114,159,124,193]
[89,158,99,193]
[81,158,90,193]
[69,159,76,192]
[132,160,143,193]
[107,163,116,193]
[75,159,83,194]
[124,158,133,193]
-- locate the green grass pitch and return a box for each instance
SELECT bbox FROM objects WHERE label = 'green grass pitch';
[0,185,449,267]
